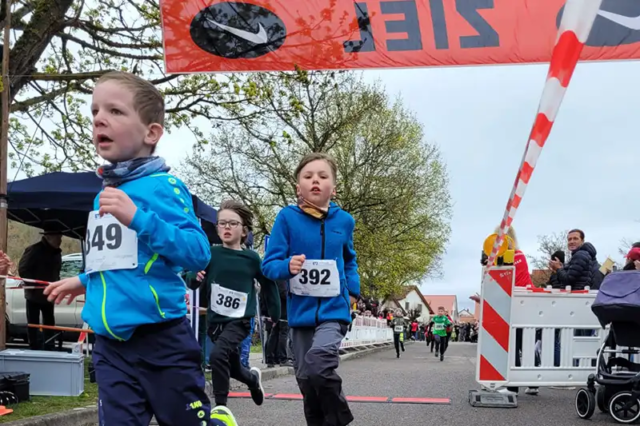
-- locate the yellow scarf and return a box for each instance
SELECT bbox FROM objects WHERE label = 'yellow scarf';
[297,196,329,219]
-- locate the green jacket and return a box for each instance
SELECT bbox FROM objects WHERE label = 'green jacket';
[431,315,452,337]
[186,245,280,324]
[390,317,407,334]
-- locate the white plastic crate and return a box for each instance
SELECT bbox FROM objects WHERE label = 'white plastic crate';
[0,349,84,396]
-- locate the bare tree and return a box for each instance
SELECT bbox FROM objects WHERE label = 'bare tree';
[3,0,250,174]
[619,238,634,257]
[528,230,569,270]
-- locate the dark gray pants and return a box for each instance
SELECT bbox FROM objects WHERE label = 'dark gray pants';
[292,322,353,426]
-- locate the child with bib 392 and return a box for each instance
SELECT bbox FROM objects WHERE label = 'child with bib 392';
[262,152,360,426]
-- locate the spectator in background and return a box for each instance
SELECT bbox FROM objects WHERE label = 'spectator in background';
[0,251,11,275]
[410,320,419,340]
[481,227,533,287]
[19,230,62,351]
[486,226,538,396]
[547,250,566,287]
[445,310,453,347]
[266,280,291,368]
[623,246,640,271]
[549,229,599,290]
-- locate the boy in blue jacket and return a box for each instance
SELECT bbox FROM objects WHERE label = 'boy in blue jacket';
[262,152,360,426]
[44,71,212,425]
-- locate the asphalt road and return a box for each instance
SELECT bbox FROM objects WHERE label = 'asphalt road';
[225,342,616,426]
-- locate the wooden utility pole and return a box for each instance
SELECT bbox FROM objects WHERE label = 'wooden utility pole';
[0,0,12,350]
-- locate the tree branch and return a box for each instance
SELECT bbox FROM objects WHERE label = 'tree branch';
[56,33,162,60]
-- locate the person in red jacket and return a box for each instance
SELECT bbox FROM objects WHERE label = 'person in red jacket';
[482,226,532,287]
[410,321,419,340]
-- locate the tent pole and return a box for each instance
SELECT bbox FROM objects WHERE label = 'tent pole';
[0,0,12,350]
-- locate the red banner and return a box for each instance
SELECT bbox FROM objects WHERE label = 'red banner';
[160,0,640,73]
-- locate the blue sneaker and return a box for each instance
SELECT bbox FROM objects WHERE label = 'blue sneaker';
[210,405,238,426]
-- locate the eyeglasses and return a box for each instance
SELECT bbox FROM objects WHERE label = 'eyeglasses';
[217,220,242,229]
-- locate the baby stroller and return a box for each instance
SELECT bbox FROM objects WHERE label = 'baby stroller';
[575,271,640,423]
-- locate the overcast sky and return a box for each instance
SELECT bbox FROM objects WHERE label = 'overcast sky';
[157,60,640,313]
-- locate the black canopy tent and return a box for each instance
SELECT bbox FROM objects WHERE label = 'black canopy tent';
[6,171,252,247]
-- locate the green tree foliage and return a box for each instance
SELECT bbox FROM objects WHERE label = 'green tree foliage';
[3,0,249,174]
[180,70,452,299]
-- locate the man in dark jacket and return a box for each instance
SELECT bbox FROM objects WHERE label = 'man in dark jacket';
[265,280,290,367]
[549,229,597,290]
[18,231,62,350]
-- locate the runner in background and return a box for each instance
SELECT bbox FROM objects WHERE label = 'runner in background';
[262,152,360,426]
[187,200,281,426]
[430,307,452,362]
[426,321,434,351]
[390,309,407,358]
[445,310,453,349]
[44,71,212,425]
[410,319,418,341]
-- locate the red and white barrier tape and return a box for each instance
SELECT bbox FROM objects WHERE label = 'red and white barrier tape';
[0,275,50,286]
[486,0,603,266]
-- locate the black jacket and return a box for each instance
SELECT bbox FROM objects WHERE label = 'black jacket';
[18,238,61,303]
[556,243,598,290]
[276,280,287,321]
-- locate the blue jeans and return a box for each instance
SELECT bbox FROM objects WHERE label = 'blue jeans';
[240,317,255,368]
[204,335,214,365]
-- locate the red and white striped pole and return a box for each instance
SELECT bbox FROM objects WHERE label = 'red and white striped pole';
[486,0,603,267]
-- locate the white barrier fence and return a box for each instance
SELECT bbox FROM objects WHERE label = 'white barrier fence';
[477,266,605,390]
[341,316,393,349]
[187,288,393,350]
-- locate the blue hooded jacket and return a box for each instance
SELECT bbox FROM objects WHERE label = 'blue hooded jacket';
[79,172,211,340]
[262,203,360,327]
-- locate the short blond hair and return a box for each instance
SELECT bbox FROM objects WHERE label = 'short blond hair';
[97,71,165,127]
[295,152,338,182]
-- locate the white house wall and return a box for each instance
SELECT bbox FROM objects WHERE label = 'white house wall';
[402,291,431,323]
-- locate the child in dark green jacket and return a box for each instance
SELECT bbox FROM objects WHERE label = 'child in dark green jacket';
[188,200,280,426]
[390,310,407,358]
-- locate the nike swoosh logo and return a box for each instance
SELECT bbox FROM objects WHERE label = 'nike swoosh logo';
[206,19,269,44]
[597,10,640,30]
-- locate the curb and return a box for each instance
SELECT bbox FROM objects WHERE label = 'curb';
[2,406,98,426]
[5,343,395,426]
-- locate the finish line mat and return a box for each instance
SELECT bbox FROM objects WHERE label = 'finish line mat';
[228,392,450,405]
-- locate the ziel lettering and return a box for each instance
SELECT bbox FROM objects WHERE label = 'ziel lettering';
[344,0,499,53]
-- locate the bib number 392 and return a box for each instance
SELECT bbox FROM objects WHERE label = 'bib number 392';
[290,260,340,298]
[297,268,331,285]
[84,211,138,273]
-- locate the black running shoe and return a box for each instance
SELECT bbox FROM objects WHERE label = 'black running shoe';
[440,353,444,362]
[249,367,264,406]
